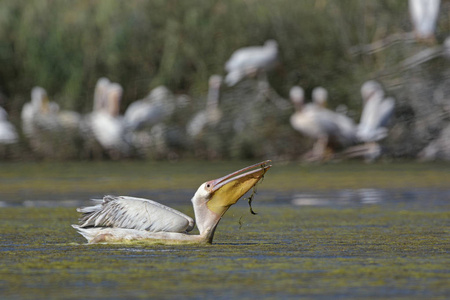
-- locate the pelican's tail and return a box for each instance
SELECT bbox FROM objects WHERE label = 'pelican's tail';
[72,225,102,243]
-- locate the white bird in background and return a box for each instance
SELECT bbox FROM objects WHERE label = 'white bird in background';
[409,0,441,41]
[289,86,332,160]
[224,40,278,86]
[357,81,395,143]
[21,86,81,158]
[290,86,357,161]
[339,80,395,162]
[72,160,271,244]
[21,86,49,137]
[186,75,223,138]
[0,106,18,145]
[312,86,357,146]
[93,77,111,112]
[90,82,131,157]
[123,86,175,131]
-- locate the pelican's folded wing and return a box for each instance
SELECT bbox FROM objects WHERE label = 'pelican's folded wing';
[77,195,195,233]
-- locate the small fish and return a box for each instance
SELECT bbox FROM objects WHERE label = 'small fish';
[246,185,258,215]
[245,162,268,215]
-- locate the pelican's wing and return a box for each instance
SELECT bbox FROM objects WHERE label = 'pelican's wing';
[376,97,395,129]
[77,195,195,233]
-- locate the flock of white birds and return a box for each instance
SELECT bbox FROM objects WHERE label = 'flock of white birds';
[0,0,443,161]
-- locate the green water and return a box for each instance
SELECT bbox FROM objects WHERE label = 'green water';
[0,161,449,299]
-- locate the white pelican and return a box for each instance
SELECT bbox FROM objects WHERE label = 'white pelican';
[186,75,222,138]
[312,87,357,146]
[409,0,441,41]
[340,81,395,162]
[89,82,131,157]
[93,77,111,112]
[224,40,278,86]
[21,87,81,158]
[357,81,395,143]
[290,86,357,161]
[73,160,271,244]
[123,86,176,131]
[0,106,18,145]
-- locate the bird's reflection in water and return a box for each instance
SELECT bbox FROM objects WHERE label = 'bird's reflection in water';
[292,188,384,206]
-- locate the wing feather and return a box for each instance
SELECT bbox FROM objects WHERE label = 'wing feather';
[78,195,195,233]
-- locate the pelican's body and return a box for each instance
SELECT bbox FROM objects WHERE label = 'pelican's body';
[73,160,271,244]
[409,0,441,41]
[357,81,395,143]
[123,86,175,131]
[224,40,278,86]
[340,81,395,162]
[289,86,356,160]
[21,87,82,158]
[87,82,131,157]
[0,107,18,145]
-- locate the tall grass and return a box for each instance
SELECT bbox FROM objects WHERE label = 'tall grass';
[0,0,417,114]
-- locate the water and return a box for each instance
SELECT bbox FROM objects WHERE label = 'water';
[0,161,449,299]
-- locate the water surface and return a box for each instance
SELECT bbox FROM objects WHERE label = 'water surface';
[0,161,449,299]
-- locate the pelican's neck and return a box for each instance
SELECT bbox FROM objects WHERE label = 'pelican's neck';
[206,76,221,113]
[192,200,222,243]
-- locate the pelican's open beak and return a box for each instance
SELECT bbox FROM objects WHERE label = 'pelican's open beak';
[206,160,271,216]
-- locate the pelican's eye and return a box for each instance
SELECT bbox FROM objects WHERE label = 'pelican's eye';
[206,183,211,189]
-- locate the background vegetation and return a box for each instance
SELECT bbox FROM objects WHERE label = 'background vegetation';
[0,0,449,160]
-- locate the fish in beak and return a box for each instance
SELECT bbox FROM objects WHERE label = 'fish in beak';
[206,160,271,216]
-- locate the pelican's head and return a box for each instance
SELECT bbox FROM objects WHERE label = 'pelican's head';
[361,80,384,103]
[31,86,50,113]
[290,86,305,111]
[191,160,271,240]
[264,39,278,49]
[93,77,111,111]
[312,87,328,108]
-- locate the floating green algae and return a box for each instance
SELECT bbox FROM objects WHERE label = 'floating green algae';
[0,204,448,299]
[0,160,449,298]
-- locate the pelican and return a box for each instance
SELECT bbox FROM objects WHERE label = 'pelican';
[224,40,278,86]
[89,82,131,157]
[312,87,357,145]
[21,87,81,158]
[0,106,18,145]
[341,81,395,162]
[409,0,441,41]
[290,86,356,161]
[356,81,395,143]
[72,160,271,244]
[186,75,222,138]
[123,86,176,131]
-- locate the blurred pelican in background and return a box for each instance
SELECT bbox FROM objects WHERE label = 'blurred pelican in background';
[0,106,18,145]
[290,86,357,161]
[312,86,357,146]
[341,80,395,162]
[21,86,81,159]
[123,86,175,131]
[224,40,278,86]
[123,86,192,159]
[409,0,441,42]
[187,75,223,138]
[89,82,131,159]
[357,81,395,143]
[93,77,111,112]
